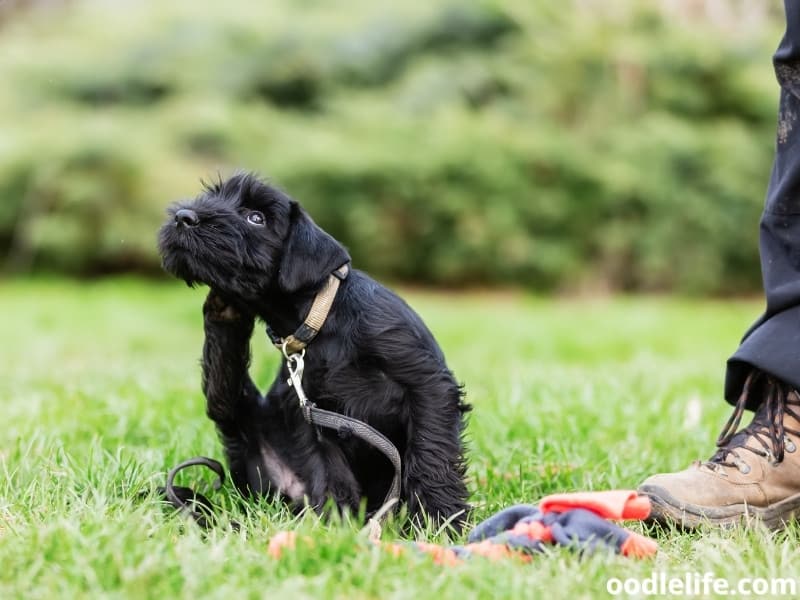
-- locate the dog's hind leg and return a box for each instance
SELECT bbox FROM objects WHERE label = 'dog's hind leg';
[375,341,471,530]
[402,390,471,531]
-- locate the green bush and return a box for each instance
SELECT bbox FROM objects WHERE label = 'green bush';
[0,0,782,292]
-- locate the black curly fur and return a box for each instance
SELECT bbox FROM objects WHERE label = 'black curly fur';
[158,173,471,529]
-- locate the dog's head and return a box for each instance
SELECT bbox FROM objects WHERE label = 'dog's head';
[158,173,350,302]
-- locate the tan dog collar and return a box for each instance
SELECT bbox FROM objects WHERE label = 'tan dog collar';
[267,263,350,355]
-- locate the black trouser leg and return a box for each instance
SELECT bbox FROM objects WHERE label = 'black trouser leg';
[726,0,800,406]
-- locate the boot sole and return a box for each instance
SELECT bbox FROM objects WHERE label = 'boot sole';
[638,484,800,530]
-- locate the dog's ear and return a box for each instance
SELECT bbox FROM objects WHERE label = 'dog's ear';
[277,201,350,293]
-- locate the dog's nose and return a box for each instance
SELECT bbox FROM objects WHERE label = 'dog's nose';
[175,208,200,228]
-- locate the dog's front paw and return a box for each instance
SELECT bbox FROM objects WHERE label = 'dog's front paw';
[203,291,247,323]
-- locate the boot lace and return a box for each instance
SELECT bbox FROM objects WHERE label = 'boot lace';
[705,370,800,471]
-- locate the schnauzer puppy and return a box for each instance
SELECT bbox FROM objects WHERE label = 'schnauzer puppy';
[158,173,470,528]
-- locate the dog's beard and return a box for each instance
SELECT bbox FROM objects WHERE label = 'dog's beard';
[158,222,240,288]
[157,219,273,301]
[160,247,203,287]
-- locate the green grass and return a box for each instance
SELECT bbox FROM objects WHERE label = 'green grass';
[2,278,799,599]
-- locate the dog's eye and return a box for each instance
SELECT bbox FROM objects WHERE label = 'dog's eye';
[246,211,265,226]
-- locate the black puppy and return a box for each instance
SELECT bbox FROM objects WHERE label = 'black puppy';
[158,173,470,529]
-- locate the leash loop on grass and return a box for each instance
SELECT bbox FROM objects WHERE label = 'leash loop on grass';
[163,456,238,530]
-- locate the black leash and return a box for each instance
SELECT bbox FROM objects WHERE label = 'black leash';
[162,405,401,529]
[304,405,401,511]
[163,374,402,529]
[284,349,402,515]
[163,264,402,529]
[163,354,402,529]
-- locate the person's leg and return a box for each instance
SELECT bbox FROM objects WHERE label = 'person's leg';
[726,0,800,403]
[639,0,800,529]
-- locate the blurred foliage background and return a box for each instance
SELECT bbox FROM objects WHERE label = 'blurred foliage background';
[0,0,784,293]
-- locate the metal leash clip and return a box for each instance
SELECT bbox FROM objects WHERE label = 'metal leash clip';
[284,345,313,422]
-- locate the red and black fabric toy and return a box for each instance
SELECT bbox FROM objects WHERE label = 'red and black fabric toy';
[268,490,657,565]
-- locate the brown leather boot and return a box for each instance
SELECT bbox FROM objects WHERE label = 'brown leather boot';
[639,370,800,529]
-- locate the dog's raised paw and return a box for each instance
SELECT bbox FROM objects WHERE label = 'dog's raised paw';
[203,292,242,322]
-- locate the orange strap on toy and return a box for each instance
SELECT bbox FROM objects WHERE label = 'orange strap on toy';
[539,490,651,520]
